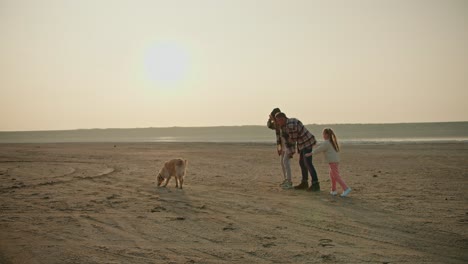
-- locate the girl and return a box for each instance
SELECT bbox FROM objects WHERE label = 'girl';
[306,128,351,197]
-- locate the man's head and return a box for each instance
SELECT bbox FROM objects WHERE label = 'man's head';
[274,112,287,126]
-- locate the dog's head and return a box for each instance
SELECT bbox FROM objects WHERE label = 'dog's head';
[156,171,165,186]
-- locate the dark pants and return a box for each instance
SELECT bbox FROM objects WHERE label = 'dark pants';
[299,146,318,183]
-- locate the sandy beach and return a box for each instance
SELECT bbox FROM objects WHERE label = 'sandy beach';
[0,142,467,263]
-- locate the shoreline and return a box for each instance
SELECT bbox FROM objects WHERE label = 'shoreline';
[1,122,467,144]
[0,140,467,145]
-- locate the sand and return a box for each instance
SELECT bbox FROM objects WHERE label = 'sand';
[0,142,467,263]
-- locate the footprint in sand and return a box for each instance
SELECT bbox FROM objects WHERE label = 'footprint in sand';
[223,223,235,231]
[150,205,167,212]
[262,242,276,248]
[321,253,336,261]
[318,239,335,248]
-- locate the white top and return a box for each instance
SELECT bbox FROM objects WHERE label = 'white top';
[312,140,340,163]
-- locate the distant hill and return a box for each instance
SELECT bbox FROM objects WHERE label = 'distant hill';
[1,122,467,143]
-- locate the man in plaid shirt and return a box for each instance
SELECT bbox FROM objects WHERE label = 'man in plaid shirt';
[274,112,320,191]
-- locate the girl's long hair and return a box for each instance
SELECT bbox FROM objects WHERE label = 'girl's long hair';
[324,128,340,152]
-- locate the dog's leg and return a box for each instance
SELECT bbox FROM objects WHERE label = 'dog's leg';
[175,176,179,188]
[163,176,171,187]
[179,177,184,189]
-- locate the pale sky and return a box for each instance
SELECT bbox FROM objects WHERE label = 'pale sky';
[1,0,467,131]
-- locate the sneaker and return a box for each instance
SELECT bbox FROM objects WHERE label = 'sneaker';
[341,188,352,197]
[279,179,287,187]
[294,181,309,190]
[307,182,321,192]
[282,181,293,189]
[330,191,337,196]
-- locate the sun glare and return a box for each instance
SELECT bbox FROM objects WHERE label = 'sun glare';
[144,42,190,84]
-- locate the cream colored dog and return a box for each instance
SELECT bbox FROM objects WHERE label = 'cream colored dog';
[157,158,188,189]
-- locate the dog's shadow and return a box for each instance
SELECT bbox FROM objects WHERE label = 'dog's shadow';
[154,186,194,219]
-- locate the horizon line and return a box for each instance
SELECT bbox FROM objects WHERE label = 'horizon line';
[1,120,467,133]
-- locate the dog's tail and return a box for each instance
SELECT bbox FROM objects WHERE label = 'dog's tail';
[182,159,187,176]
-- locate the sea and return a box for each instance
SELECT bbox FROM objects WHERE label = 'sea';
[1,122,467,144]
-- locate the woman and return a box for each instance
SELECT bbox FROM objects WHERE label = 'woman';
[267,108,294,189]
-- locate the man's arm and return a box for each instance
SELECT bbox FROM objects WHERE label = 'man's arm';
[285,120,298,142]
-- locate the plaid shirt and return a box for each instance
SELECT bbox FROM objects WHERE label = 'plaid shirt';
[267,118,295,155]
[282,118,316,152]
